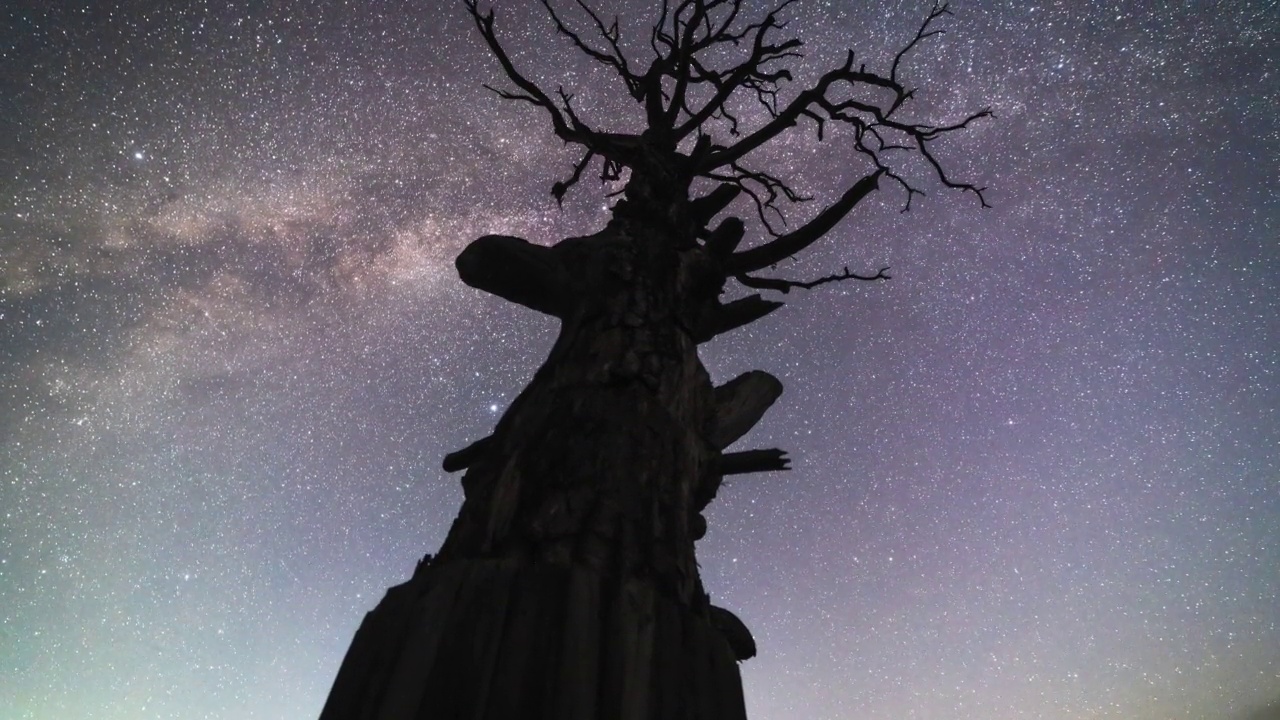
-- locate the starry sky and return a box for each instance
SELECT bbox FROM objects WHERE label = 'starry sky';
[2,1,1278,718]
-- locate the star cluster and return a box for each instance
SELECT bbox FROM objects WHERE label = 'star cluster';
[2,1,1277,719]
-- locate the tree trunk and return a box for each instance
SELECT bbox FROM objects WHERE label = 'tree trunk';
[320,195,770,719]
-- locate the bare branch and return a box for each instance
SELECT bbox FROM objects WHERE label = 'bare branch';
[464,0,587,145]
[467,0,989,220]
[689,4,989,211]
[892,2,952,83]
[538,0,645,98]
[672,1,804,140]
[736,265,892,294]
[726,170,883,273]
[700,57,902,171]
[551,149,597,205]
[706,160,812,235]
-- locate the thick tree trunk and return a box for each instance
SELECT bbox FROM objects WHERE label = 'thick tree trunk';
[321,194,775,719]
[319,558,746,720]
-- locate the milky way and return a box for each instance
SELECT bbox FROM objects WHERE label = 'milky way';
[2,2,1277,719]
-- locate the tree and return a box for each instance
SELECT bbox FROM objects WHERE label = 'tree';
[319,2,987,718]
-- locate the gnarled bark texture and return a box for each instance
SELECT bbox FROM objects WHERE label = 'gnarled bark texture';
[320,178,776,720]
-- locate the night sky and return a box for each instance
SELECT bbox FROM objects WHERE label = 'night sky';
[2,1,1278,719]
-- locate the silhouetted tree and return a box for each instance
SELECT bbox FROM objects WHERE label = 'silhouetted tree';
[321,2,987,718]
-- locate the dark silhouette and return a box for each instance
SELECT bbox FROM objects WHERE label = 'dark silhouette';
[320,2,987,718]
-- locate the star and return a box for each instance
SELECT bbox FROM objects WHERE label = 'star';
[2,2,1276,719]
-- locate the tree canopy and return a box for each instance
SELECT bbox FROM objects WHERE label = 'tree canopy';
[465,0,990,292]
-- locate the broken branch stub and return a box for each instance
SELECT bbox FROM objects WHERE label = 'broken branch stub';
[708,371,783,449]
[455,234,571,317]
[692,294,784,343]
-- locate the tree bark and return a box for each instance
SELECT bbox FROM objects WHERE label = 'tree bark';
[320,558,746,720]
[321,196,767,719]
